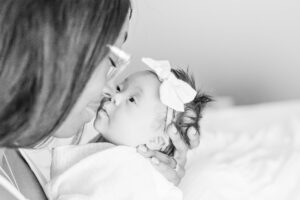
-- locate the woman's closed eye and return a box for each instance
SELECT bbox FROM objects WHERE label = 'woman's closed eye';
[109,57,117,68]
[106,57,120,79]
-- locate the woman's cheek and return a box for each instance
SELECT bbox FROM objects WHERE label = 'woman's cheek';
[82,105,96,123]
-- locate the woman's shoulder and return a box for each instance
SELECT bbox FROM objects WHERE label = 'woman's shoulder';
[0,185,22,200]
[2,149,47,200]
[0,169,25,200]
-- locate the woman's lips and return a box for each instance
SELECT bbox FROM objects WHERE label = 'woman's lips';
[85,102,101,121]
[97,97,110,119]
[87,101,101,111]
[98,107,109,119]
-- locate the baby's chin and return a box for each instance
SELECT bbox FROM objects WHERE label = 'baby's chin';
[93,126,119,145]
[98,131,143,148]
[93,124,125,146]
[96,135,117,144]
[93,118,108,135]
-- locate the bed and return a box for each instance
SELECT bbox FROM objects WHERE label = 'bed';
[180,100,300,200]
[22,100,300,200]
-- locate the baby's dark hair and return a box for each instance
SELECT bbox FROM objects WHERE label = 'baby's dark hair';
[162,68,212,156]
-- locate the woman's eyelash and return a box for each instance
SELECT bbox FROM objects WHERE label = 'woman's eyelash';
[109,57,117,68]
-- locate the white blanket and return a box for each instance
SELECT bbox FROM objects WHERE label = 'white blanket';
[179,100,300,200]
[46,144,182,200]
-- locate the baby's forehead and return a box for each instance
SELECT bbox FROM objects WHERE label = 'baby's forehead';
[125,70,159,84]
[125,70,162,98]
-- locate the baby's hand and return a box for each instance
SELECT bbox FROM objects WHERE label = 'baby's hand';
[137,124,199,185]
[145,136,168,151]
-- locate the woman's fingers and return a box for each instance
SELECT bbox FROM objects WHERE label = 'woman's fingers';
[167,124,188,167]
[137,145,177,169]
[187,126,200,149]
[137,144,182,185]
[150,159,181,186]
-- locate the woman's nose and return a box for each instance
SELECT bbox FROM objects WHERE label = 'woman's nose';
[102,85,114,100]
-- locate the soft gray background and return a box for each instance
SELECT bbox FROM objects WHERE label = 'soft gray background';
[124,0,300,105]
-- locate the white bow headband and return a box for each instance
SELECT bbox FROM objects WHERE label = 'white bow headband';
[142,58,197,112]
[105,45,196,112]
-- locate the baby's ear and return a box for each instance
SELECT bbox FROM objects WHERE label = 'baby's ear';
[146,136,169,151]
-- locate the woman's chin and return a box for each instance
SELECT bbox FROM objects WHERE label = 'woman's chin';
[54,118,86,138]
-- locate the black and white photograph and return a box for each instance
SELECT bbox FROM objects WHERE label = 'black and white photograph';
[1,0,300,199]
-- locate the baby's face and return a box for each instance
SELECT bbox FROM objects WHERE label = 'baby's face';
[94,71,167,147]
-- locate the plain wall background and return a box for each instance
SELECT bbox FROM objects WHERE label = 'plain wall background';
[123,0,300,105]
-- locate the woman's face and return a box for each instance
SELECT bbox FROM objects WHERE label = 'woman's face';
[53,14,130,138]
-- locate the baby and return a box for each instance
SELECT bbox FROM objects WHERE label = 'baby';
[46,55,211,200]
[94,58,211,156]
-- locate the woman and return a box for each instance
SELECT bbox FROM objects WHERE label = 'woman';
[0,0,200,199]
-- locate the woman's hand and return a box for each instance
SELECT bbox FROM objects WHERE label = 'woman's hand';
[137,124,200,185]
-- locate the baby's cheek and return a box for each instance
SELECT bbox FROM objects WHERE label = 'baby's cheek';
[151,116,165,132]
[150,109,166,132]
[108,114,130,134]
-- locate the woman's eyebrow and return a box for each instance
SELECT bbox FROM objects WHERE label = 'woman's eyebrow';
[129,7,133,19]
[109,57,116,67]
[123,32,128,43]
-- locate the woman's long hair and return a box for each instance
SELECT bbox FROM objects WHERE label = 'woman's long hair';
[0,0,131,148]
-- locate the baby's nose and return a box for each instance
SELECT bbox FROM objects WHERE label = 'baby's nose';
[112,94,123,106]
[102,84,123,106]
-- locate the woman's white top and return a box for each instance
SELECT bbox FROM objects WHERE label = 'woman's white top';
[46,144,183,200]
[0,149,28,200]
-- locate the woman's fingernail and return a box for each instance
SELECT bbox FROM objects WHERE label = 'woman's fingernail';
[151,157,160,165]
[190,129,197,137]
[191,130,197,137]
[171,125,177,134]
[138,145,148,152]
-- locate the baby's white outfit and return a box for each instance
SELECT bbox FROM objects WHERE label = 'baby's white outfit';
[46,143,182,200]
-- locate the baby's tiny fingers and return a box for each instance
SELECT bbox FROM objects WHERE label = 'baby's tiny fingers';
[151,155,177,169]
[175,164,186,179]
[136,144,152,157]
[153,152,177,168]
[137,145,176,168]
